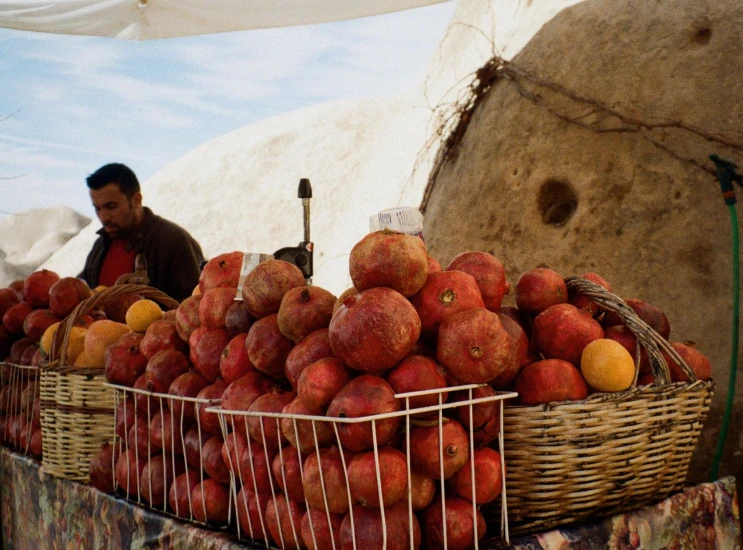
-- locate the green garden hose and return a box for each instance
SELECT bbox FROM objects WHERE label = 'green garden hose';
[709,154,741,481]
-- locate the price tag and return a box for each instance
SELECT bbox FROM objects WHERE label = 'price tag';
[235,252,273,300]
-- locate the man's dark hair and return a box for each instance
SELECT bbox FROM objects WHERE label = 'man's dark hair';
[86,163,140,199]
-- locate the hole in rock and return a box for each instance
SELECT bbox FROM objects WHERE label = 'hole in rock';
[538,180,578,227]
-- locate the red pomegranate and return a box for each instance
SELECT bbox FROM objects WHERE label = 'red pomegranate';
[410,270,485,334]
[515,267,567,315]
[447,251,510,311]
[48,277,92,318]
[386,354,448,417]
[422,495,486,550]
[568,272,612,316]
[436,308,513,384]
[409,420,469,479]
[329,287,420,374]
[285,328,334,389]
[349,229,429,297]
[242,259,305,319]
[245,314,294,380]
[327,375,401,452]
[514,359,589,404]
[277,286,336,343]
[199,250,243,293]
[198,287,236,329]
[339,501,421,550]
[23,269,60,308]
[174,294,202,342]
[532,303,604,365]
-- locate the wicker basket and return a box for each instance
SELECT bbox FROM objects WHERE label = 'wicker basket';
[488,276,714,535]
[40,284,179,482]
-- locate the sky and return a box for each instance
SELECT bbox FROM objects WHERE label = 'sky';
[0,1,455,220]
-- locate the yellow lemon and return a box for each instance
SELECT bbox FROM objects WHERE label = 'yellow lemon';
[125,299,163,333]
[73,349,91,367]
[94,285,107,294]
[580,338,635,392]
[41,322,61,357]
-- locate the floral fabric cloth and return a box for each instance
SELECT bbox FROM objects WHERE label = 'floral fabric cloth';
[0,448,739,549]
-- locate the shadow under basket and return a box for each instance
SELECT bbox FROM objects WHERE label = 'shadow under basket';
[40,284,179,483]
[486,276,714,536]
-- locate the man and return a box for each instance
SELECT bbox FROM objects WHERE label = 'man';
[79,163,204,302]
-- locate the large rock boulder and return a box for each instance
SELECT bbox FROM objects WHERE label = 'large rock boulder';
[423,0,743,485]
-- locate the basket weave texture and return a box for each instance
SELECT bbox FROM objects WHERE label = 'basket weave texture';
[492,276,714,535]
[40,284,178,482]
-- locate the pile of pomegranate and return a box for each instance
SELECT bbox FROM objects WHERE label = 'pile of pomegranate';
[9,226,709,549]
[0,269,93,457]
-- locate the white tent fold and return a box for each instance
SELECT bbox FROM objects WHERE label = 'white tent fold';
[0,0,448,40]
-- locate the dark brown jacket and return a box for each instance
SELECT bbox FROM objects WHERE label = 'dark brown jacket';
[80,208,204,302]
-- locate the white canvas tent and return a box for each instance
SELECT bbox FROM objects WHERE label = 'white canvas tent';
[0,0,448,40]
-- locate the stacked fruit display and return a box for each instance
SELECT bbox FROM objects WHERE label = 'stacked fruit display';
[0,270,96,456]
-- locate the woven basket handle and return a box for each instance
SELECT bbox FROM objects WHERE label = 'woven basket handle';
[564,276,696,387]
[47,284,179,371]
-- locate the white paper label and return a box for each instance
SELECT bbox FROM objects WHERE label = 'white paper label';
[235,252,273,300]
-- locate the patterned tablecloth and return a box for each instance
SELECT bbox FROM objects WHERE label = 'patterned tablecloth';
[1,448,740,549]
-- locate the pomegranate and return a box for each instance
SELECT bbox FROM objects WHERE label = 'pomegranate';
[329,287,420,374]
[603,298,671,340]
[349,229,429,297]
[605,324,650,374]
[199,250,243,293]
[348,447,408,507]
[23,269,60,308]
[145,348,190,393]
[242,259,305,318]
[115,449,147,497]
[339,501,421,550]
[532,303,604,365]
[198,287,236,329]
[664,341,712,382]
[409,420,469,479]
[191,479,231,524]
[568,272,612,316]
[169,469,199,518]
[302,446,352,514]
[410,270,485,334]
[3,302,33,335]
[192,327,231,382]
[447,251,510,311]
[23,309,60,343]
[168,370,210,419]
[327,375,401,452]
[280,397,334,453]
[489,312,529,389]
[103,293,142,324]
[89,442,120,494]
[219,333,254,383]
[174,294,202,342]
[235,485,273,540]
[285,328,334,389]
[514,359,589,404]
[265,494,306,550]
[409,470,436,511]
[0,288,21,319]
[515,267,568,315]
[436,308,513,384]
[105,332,147,387]
[238,441,278,495]
[386,354,448,417]
[247,390,295,449]
[245,314,295,380]
[422,495,486,550]
[332,287,358,315]
[48,277,92,318]
[428,255,442,273]
[141,454,185,507]
[201,434,231,485]
[150,409,187,454]
[296,357,351,409]
[225,301,255,337]
[302,508,343,550]
[277,285,336,342]
[139,319,186,360]
[195,378,229,435]
[272,448,306,501]
[448,447,504,504]
[183,425,211,470]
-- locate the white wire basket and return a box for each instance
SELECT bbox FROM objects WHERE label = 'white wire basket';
[209,384,516,550]
[0,361,41,456]
[106,382,231,527]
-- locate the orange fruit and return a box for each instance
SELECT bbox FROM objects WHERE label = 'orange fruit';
[125,299,163,333]
[66,326,87,364]
[83,320,130,367]
[41,322,61,356]
[580,338,635,392]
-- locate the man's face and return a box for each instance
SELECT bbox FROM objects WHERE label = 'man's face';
[90,183,142,238]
